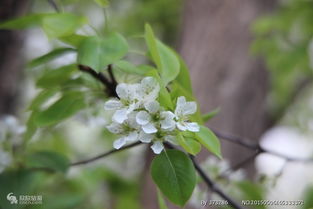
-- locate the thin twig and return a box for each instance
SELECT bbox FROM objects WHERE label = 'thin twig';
[47,0,60,12]
[78,64,118,97]
[71,141,142,166]
[212,129,313,163]
[108,64,117,89]
[191,156,244,209]
[164,142,243,209]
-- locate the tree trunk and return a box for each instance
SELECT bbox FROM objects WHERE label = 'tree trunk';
[178,0,275,174]
[0,0,30,115]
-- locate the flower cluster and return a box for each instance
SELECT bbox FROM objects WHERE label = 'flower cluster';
[104,77,200,154]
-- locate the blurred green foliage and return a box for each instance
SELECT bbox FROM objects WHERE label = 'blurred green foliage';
[252,0,313,116]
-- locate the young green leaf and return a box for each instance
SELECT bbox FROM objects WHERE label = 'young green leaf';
[28,89,58,111]
[177,134,201,155]
[175,53,193,94]
[0,14,43,29]
[151,149,196,207]
[114,60,151,75]
[28,48,75,68]
[26,151,70,173]
[195,126,222,158]
[77,33,128,72]
[34,91,86,127]
[42,13,87,38]
[144,24,162,69]
[202,108,220,122]
[144,24,180,86]
[36,64,77,88]
[60,34,87,47]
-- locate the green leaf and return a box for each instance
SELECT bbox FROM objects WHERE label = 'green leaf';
[42,13,87,38]
[175,54,193,94]
[0,169,40,209]
[151,149,196,206]
[28,89,58,111]
[0,14,43,29]
[77,33,128,72]
[156,40,180,86]
[114,60,151,75]
[34,91,86,127]
[26,151,70,173]
[202,108,220,122]
[60,34,87,47]
[144,24,162,69]
[29,48,75,68]
[177,134,201,155]
[195,126,222,158]
[36,64,77,88]
[157,189,168,209]
[144,24,180,86]
[94,0,109,7]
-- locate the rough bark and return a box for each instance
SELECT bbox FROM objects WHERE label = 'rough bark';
[0,0,30,115]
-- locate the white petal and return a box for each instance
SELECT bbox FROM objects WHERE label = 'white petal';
[185,122,200,132]
[142,123,158,134]
[138,132,154,143]
[113,138,126,149]
[144,101,160,114]
[113,108,128,123]
[140,77,160,101]
[160,112,176,130]
[151,141,164,154]
[106,123,124,134]
[175,96,186,116]
[176,122,187,131]
[125,132,138,142]
[116,83,129,99]
[104,99,122,110]
[136,111,151,125]
[182,101,197,115]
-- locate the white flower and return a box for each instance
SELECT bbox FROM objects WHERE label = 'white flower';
[106,113,140,149]
[174,96,200,132]
[0,115,25,143]
[104,83,140,123]
[0,149,12,173]
[136,101,175,134]
[138,77,160,104]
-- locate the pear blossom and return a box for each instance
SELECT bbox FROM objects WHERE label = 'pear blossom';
[104,83,140,123]
[136,101,175,134]
[103,77,200,154]
[106,113,140,149]
[138,77,160,104]
[174,96,200,132]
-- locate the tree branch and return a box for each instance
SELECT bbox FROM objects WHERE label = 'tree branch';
[71,141,142,166]
[47,0,60,12]
[78,64,118,97]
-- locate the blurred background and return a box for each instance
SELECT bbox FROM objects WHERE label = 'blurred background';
[1,0,313,208]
